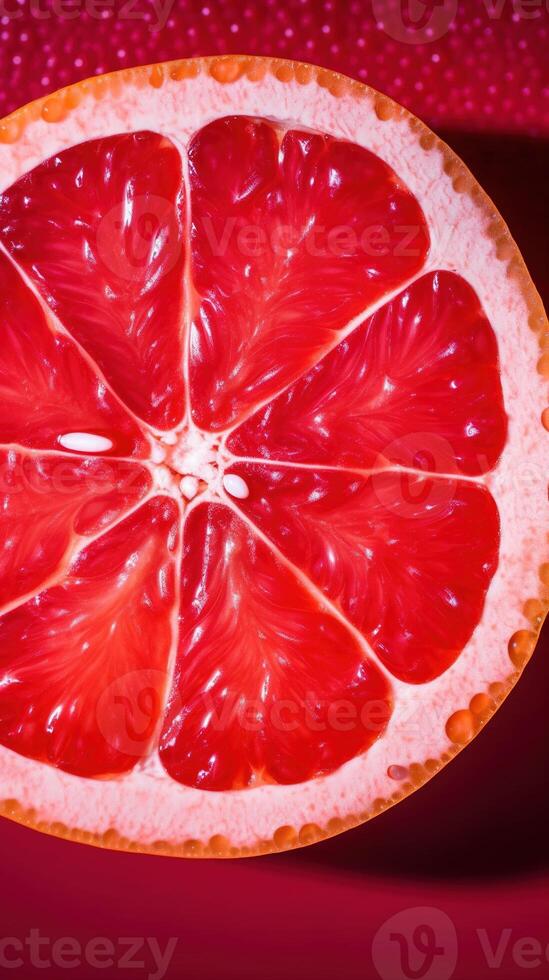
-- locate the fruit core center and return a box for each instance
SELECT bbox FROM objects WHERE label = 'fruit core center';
[153,429,219,499]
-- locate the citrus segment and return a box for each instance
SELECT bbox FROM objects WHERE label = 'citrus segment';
[0,451,151,607]
[0,132,186,430]
[0,250,148,456]
[159,502,391,790]
[228,271,508,475]
[0,496,179,777]
[188,115,430,431]
[225,464,500,683]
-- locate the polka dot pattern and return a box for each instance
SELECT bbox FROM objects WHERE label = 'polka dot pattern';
[0,0,547,135]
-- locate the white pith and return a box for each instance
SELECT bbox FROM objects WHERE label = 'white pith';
[0,69,546,850]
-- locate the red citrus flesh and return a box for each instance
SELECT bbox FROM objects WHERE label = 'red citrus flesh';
[160,503,391,791]
[0,114,509,791]
[0,250,147,457]
[188,116,430,430]
[226,465,501,684]
[0,132,186,430]
[0,498,178,777]
[228,270,507,475]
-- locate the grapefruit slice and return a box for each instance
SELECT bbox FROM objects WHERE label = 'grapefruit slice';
[0,56,546,858]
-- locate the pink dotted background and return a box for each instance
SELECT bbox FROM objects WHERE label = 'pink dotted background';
[1,0,548,136]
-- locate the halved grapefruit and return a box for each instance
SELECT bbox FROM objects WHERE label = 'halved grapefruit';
[0,56,546,857]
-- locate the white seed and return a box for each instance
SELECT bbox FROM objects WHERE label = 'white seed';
[222,473,249,500]
[180,475,199,500]
[59,432,113,453]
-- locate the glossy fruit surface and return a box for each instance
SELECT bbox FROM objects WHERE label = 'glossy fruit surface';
[0,56,546,856]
